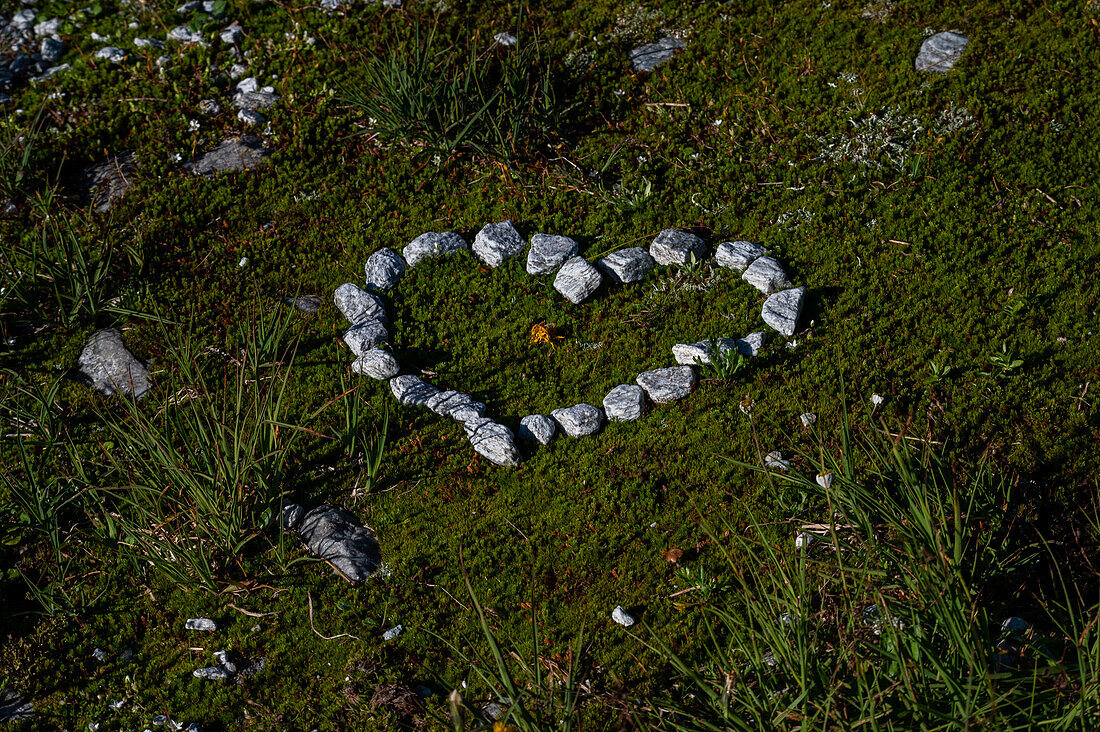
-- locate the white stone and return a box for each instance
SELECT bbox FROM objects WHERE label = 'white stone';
[596,247,654,284]
[472,220,525,267]
[764,451,789,470]
[382,625,403,641]
[742,256,791,295]
[915,31,968,73]
[526,233,577,275]
[611,605,635,626]
[553,256,602,304]
[518,415,555,445]
[715,240,767,272]
[551,403,605,438]
[389,375,439,406]
[403,231,468,266]
[672,339,737,366]
[761,287,805,337]
[352,349,399,380]
[649,228,707,266]
[334,283,386,324]
[636,366,695,403]
[343,319,389,356]
[800,413,816,428]
[364,247,406,291]
[464,418,521,467]
[94,47,127,64]
[603,384,645,421]
[735,331,766,356]
[185,618,217,632]
[815,472,834,489]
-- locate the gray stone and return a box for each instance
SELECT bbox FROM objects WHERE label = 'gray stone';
[167,26,208,45]
[382,625,403,641]
[297,504,382,582]
[184,136,271,175]
[32,64,70,82]
[649,229,707,266]
[715,241,767,272]
[220,25,243,45]
[343,319,389,356]
[389,375,439,406]
[351,349,399,380]
[735,331,766,357]
[233,90,278,110]
[282,503,304,530]
[464,418,521,467]
[426,390,486,422]
[403,231,468,267]
[236,109,265,127]
[518,414,555,445]
[596,247,654,284]
[193,667,229,681]
[629,37,685,72]
[34,17,62,37]
[82,151,135,213]
[473,220,525,267]
[764,451,789,471]
[742,256,791,295]
[77,329,151,399]
[0,686,34,722]
[198,98,221,115]
[526,233,577,275]
[11,10,37,29]
[493,32,518,47]
[550,403,605,438]
[915,31,968,73]
[800,413,816,428]
[134,37,165,50]
[185,618,217,632]
[364,247,406,291]
[636,366,695,403]
[761,287,805,337]
[603,384,645,422]
[611,605,635,626]
[672,339,737,366]
[39,38,64,63]
[236,77,259,94]
[94,47,126,64]
[553,256,602,304]
[334,283,386,324]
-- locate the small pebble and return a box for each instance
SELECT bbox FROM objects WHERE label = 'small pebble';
[382,625,403,641]
[800,413,816,428]
[611,605,635,627]
[185,617,217,632]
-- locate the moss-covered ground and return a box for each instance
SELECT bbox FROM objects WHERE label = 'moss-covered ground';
[1,0,1098,728]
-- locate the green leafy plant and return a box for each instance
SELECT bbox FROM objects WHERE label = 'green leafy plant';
[987,342,1024,374]
[703,341,747,381]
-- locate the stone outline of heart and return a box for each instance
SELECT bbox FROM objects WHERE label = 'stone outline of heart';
[335,222,806,467]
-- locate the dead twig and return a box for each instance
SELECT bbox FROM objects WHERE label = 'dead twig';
[307,591,359,641]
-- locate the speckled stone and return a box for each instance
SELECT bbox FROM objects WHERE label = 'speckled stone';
[636,366,696,404]
[551,403,605,438]
[518,415,556,445]
[352,349,399,380]
[334,283,386,324]
[343,319,389,356]
[715,241,767,272]
[603,384,645,421]
[915,31,968,73]
[298,504,382,582]
[403,231,468,267]
[526,233,577,275]
[597,247,654,284]
[389,375,439,406]
[364,247,406,291]
[472,220,526,267]
[553,256,603,304]
[464,418,521,467]
[76,329,151,399]
[761,287,805,337]
[649,229,707,266]
[742,257,792,295]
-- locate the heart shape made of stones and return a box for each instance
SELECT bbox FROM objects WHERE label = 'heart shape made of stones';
[335,221,806,467]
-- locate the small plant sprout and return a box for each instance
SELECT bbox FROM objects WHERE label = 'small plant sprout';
[988,342,1024,373]
[927,358,953,383]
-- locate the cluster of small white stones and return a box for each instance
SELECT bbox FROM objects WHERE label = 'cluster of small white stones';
[334,222,807,468]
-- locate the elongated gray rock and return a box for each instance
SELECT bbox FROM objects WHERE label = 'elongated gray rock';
[650,229,707,266]
[672,339,738,366]
[94,47,127,63]
[553,256,602,304]
[426,390,486,422]
[403,231,468,267]
[77,329,151,399]
[636,366,695,403]
[473,220,525,267]
[597,247,654,284]
[364,247,406,291]
[193,667,229,681]
[518,414,556,445]
[526,233,577,275]
[551,403,605,438]
[334,283,386,324]
[715,241,767,272]
[389,375,439,406]
[167,25,208,46]
[742,256,792,295]
[735,331,766,356]
[603,384,645,421]
[762,287,805,337]
[629,37,685,72]
[343,319,389,356]
[915,31,968,72]
[352,349,399,380]
[298,504,382,582]
[464,418,521,467]
[184,136,270,175]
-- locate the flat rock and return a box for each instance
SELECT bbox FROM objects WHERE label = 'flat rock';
[742,256,792,295]
[735,331,766,356]
[553,256,602,304]
[715,241,767,272]
[473,220,525,267]
[603,384,645,421]
[403,231,468,267]
[298,504,382,582]
[343,319,389,356]
[426,390,486,423]
[464,418,521,467]
[364,247,406,291]
[915,31,968,73]
[334,283,386,324]
[764,450,790,471]
[351,349,399,380]
[551,403,605,438]
[649,229,707,266]
[77,329,151,399]
[389,375,439,406]
[761,287,805,337]
[597,247,654,284]
[233,90,278,110]
[167,25,208,45]
[526,233,577,275]
[185,618,217,632]
[629,37,685,72]
[672,339,737,366]
[636,366,695,404]
[0,686,34,722]
[184,136,270,175]
[193,667,229,681]
[82,150,135,213]
[237,109,265,127]
[518,414,555,445]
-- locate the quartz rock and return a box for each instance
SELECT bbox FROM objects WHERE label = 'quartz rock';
[11,10,37,29]
[649,229,707,266]
[611,605,635,626]
[334,283,386,324]
[472,220,525,267]
[764,451,790,470]
[382,625,403,641]
[518,414,556,445]
[77,329,151,399]
[389,375,439,406]
[636,366,695,403]
[403,231,468,267]
[193,667,229,681]
[742,256,791,295]
[553,256,602,304]
[426,391,486,422]
[134,37,165,49]
[761,287,805,337]
[551,403,605,438]
[715,241,767,272]
[40,38,64,63]
[800,413,816,428]
[352,349,399,380]
[236,109,265,127]
[915,31,968,73]
[596,247,654,284]
[167,26,208,45]
[34,17,62,37]
[184,136,270,175]
[342,319,389,356]
[603,384,645,421]
[526,233,577,275]
[629,37,685,72]
[364,247,406,291]
[298,504,382,582]
[672,339,737,366]
[94,47,127,63]
[735,331,766,357]
[185,618,217,632]
[464,418,521,467]
[220,25,243,45]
